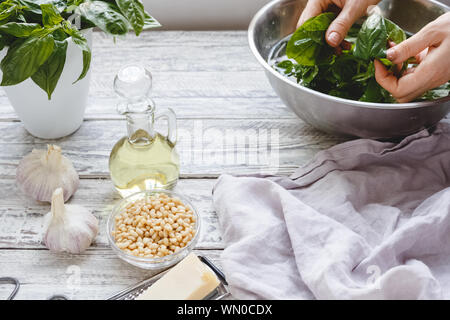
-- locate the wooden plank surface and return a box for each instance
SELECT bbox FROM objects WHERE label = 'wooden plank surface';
[0,178,223,250]
[0,119,343,178]
[0,31,295,120]
[0,248,222,300]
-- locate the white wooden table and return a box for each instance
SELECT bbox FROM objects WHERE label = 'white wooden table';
[0,31,346,300]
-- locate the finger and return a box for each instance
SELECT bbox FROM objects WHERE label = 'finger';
[375,60,425,103]
[395,47,450,102]
[387,41,403,74]
[374,59,399,94]
[325,3,366,47]
[405,49,426,64]
[297,0,329,28]
[403,67,416,75]
[376,47,449,102]
[386,26,439,64]
[412,48,427,63]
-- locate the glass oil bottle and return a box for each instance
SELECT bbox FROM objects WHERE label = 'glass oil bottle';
[109,65,180,197]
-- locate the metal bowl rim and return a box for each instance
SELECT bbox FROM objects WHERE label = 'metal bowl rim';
[248,0,450,110]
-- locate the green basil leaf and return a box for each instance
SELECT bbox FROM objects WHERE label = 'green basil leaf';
[78,1,129,35]
[115,0,145,36]
[18,0,66,14]
[0,22,42,37]
[286,12,336,66]
[64,26,90,82]
[0,0,22,22]
[0,32,55,86]
[51,27,69,41]
[31,39,67,99]
[300,65,319,85]
[345,22,362,43]
[416,82,450,101]
[0,33,7,50]
[17,0,41,14]
[352,61,375,83]
[331,54,362,82]
[384,18,408,73]
[16,13,27,22]
[354,14,387,60]
[40,3,63,27]
[66,0,84,7]
[276,59,319,86]
[379,58,393,68]
[359,78,385,102]
[77,49,91,82]
[276,60,294,73]
[385,18,406,44]
[143,11,160,29]
[328,89,352,99]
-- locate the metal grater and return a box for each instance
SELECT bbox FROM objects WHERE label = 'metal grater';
[107,256,230,300]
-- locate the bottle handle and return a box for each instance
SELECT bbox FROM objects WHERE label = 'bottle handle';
[154,107,177,144]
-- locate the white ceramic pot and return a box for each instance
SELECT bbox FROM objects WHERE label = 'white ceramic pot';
[0,29,93,139]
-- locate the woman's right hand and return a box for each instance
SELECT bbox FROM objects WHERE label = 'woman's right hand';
[374,12,450,103]
[298,0,380,47]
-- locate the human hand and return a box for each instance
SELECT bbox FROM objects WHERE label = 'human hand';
[375,12,450,103]
[297,0,380,47]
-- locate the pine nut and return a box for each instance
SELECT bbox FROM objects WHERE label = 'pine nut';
[113,194,196,258]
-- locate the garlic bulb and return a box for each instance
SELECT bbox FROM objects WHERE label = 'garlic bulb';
[16,145,79,202]
[43,188,98,254]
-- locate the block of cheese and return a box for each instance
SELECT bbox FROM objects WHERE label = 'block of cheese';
[136,253,220,300]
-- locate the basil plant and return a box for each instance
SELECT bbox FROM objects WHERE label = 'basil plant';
[0,0,160,99]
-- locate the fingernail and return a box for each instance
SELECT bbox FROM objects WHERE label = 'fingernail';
[386,48,396,61]
[327,32,341,46]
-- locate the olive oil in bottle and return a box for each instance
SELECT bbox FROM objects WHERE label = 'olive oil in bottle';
[109,65,180,197]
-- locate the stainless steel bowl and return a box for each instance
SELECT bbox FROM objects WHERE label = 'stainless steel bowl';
[249,0,450,138]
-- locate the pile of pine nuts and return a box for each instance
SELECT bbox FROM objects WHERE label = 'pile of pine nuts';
[112,193,196,258]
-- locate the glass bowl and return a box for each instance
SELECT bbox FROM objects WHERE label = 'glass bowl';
[107,189,201,270]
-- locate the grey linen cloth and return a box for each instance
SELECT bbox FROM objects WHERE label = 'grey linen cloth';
[212,122,450,300]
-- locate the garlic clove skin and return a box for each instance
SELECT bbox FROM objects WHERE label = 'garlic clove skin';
[43,188,98,254]
[16,145,79,203]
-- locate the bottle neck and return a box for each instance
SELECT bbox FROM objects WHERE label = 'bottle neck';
[126,112,155,145]
[122,99,155,144]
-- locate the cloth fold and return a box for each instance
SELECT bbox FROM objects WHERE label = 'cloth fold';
[213,123,450,300]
